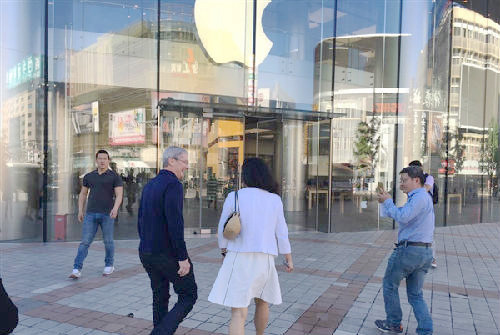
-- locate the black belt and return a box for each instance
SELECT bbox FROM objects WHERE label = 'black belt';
[395,241,432,248]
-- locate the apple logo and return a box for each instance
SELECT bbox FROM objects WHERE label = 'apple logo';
[194,0,273,67]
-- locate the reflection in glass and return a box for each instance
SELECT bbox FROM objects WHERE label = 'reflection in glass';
[2,0,500,242]
[0,0,45,240]
[201,117,244,231]
[160,112,202,230]
[46,0,158,241]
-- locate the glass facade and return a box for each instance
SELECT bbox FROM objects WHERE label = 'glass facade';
[1,0,499,241]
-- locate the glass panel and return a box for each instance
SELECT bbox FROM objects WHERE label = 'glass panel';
[0,1,45,241]
[259,0,335,109]
[160,109,203,231]
[446,5,491,225]
[200,115,244,232]
[328,0,402,232]
[160,0,248,102]
[482,72,500,223]
[315,119,331,232]
[244,114,325,232]
[464,2,500,223]
[283,117,324,232]
[400,0,450,227]
[47,0,158,241]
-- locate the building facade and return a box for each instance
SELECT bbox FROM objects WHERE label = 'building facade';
[1,0,499,242]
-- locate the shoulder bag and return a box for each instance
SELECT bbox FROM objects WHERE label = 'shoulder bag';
[223,190,241,240]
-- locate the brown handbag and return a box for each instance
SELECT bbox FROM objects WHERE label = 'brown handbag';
[223,190,241,239]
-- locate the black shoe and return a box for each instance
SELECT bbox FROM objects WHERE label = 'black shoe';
[375,319,403,333]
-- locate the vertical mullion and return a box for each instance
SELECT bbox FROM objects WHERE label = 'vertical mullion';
[444,4,455,227]
[328,0,338,233]
[42,0,49,242]
[391,0,404,230]
[156,0,161,173]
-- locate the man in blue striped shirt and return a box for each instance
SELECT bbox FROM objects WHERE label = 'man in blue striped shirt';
[375,166,434,335]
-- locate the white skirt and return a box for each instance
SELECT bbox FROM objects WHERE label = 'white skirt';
[208,251,282,308]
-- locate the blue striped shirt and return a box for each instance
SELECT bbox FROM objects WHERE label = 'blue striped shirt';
[383,187,435,243]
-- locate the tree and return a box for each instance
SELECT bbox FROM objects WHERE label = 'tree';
[353,117,381,184]
[441,125,465,173]
[483,119,499,194]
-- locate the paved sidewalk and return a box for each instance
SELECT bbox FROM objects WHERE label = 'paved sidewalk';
[1,222,499,335]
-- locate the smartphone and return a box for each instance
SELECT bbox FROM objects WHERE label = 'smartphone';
[377,182,384,193]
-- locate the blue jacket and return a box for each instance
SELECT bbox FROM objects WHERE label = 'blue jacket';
[138,170,188,261]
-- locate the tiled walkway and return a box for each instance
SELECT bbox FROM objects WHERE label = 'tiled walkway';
[1,222,499,335]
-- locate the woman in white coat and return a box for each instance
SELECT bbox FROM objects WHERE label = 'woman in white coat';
[208,157,294,335]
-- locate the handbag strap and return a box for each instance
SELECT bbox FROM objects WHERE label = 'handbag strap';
[234,190,239,212]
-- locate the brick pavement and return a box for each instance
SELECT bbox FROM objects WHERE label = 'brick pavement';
[0,222,498,335]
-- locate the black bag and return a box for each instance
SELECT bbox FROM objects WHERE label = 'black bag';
[425,173,439,204]
[0,278,18,335]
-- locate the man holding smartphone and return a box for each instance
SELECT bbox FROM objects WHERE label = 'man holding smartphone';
[375,166,434,335]
[409,160,438,268]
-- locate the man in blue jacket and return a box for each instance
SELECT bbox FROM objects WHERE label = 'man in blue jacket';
[375,166,434,335]
[138,146,197,335]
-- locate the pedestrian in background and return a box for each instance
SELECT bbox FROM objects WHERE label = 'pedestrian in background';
[208,157,294,335]
[409,160,438,268]
[69,150,123,279]
[138,146,197,335]
[376,166,434,335]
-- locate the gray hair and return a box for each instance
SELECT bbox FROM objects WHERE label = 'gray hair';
[163,146,187,167]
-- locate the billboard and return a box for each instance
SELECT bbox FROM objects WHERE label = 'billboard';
[71,101,99,134]
[109,108,145,145]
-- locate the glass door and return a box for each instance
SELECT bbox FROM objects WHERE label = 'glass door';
[200,114,244,231]
[160,109,203,230]
[244,113,328,232]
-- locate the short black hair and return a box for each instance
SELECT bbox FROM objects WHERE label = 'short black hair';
[242,157,279,194]
[400,166,425,185]
[95,149,110,160]
[409,160,422,167]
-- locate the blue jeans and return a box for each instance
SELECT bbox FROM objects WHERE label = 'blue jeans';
[383,245,433,335]
[73,212,115,270]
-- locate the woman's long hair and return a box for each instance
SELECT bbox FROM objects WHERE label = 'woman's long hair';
[241,157,279,194]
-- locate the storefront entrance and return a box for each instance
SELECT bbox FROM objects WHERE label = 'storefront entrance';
[158,98,331,232]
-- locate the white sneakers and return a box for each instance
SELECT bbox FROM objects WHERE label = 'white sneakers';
[69,266,115,279]
[69,269,81,279]
[103,266,115,276]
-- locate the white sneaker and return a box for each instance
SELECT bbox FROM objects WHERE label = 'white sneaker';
[69,269,81,279]
[103,266,114,276]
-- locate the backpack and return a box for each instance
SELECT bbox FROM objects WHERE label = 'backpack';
[425,173,439,204]
[0,278,18,334]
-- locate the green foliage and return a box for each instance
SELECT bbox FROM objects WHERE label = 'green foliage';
[483,119,499,178]
[441,126,465,172]
[353,117,380,177]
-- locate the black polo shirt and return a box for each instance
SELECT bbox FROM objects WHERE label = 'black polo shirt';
[83,169,123,214]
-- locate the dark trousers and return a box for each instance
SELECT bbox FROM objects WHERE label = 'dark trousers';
[0,279,18,335]
[139,253,198,335]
